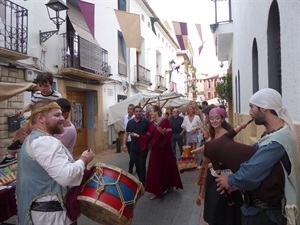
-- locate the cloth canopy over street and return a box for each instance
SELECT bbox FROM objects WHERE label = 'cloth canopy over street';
[0,82,36,102]
[108,92,189,132]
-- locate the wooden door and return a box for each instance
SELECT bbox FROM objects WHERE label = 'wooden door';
[67,90,87,158]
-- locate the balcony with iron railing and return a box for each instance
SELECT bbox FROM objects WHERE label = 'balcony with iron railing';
[135,65,152,86]
[0,0,29,60]
[156,75,167,92]
[60,32,110,82]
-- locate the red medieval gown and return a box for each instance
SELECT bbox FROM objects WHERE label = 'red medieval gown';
[140,117,183,197]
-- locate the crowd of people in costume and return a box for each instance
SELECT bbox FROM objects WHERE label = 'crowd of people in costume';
[121,89,299,225]
[1,71,299,225]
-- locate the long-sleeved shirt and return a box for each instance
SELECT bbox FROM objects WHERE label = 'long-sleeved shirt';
[228,134,292,224]
[228,141,285,191]
[17,131,85,225]
[123,114,135,142]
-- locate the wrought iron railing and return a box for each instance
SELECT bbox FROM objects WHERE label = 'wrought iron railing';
[135,65,151,85]
[156,75,166,89]
[0,0,28,54]
[61,32,109,76]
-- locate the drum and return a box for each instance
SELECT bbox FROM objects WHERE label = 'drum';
[178,145,198,172]
[78,163,144,225]
[182,145,192,157]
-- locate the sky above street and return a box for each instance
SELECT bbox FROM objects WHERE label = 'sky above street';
[147,0,214,23]
[146,0,222,75]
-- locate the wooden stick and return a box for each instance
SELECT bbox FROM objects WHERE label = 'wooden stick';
[195,156,209,205]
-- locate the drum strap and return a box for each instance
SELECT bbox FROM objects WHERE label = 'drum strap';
[66,167,95,221]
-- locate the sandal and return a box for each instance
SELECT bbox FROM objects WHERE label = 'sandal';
[168,187,174,193]
[149,194,157,200]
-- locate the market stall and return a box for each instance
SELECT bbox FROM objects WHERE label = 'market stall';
[0,82,35,223]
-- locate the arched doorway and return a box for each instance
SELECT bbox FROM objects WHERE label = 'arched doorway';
[267,0,281,94]
[252,38,259,94]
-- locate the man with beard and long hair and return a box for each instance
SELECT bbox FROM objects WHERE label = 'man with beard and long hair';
[216,88,300,225]
[16,99,95,225]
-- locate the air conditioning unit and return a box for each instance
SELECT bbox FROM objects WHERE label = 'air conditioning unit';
[25,69,38,82]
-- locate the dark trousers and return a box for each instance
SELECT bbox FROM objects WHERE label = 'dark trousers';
[242,209,286,225]
[130,148,147,185]
[171,133,184,158]
[126,141,135,173]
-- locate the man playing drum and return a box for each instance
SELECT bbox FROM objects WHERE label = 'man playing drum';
[16,99,95,225]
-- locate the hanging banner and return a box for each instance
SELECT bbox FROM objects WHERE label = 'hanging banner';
[172,21,189,50]
[114,10,141,49]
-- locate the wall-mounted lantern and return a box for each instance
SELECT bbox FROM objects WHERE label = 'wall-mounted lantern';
[168,59,176,81]
[40,0,69,44]
[169,59,176,70]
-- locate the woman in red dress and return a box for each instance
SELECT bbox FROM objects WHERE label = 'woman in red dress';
[132,105,183,199]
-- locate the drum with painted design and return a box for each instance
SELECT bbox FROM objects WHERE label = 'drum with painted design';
[178,145,198,172]
[182,145,192,157]
[78,163,144,225]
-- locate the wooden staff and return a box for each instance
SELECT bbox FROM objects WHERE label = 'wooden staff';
[195,156,210,205]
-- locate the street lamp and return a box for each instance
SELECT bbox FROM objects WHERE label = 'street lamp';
[187,74,192,87]
[169,59,176,81]
[170,59,176,70]
[40,0,69,44]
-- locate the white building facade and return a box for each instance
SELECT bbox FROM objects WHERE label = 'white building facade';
[0,0,192,157]
[216,0,300,143]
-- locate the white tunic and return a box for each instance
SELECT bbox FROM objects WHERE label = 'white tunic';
[29,136,85,225]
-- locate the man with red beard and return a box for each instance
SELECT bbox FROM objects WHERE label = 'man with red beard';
[16,99,95,225]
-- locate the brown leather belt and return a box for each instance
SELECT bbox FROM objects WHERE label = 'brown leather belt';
[251,198,281,209]
[243,192,281,209]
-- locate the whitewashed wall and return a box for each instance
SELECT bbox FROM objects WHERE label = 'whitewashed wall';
[15,0,67,72]
[16,0,181,124]
[92,0,178,119]
[11,0,66,112]
[129,1,177,93]
[231,0,300,123]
